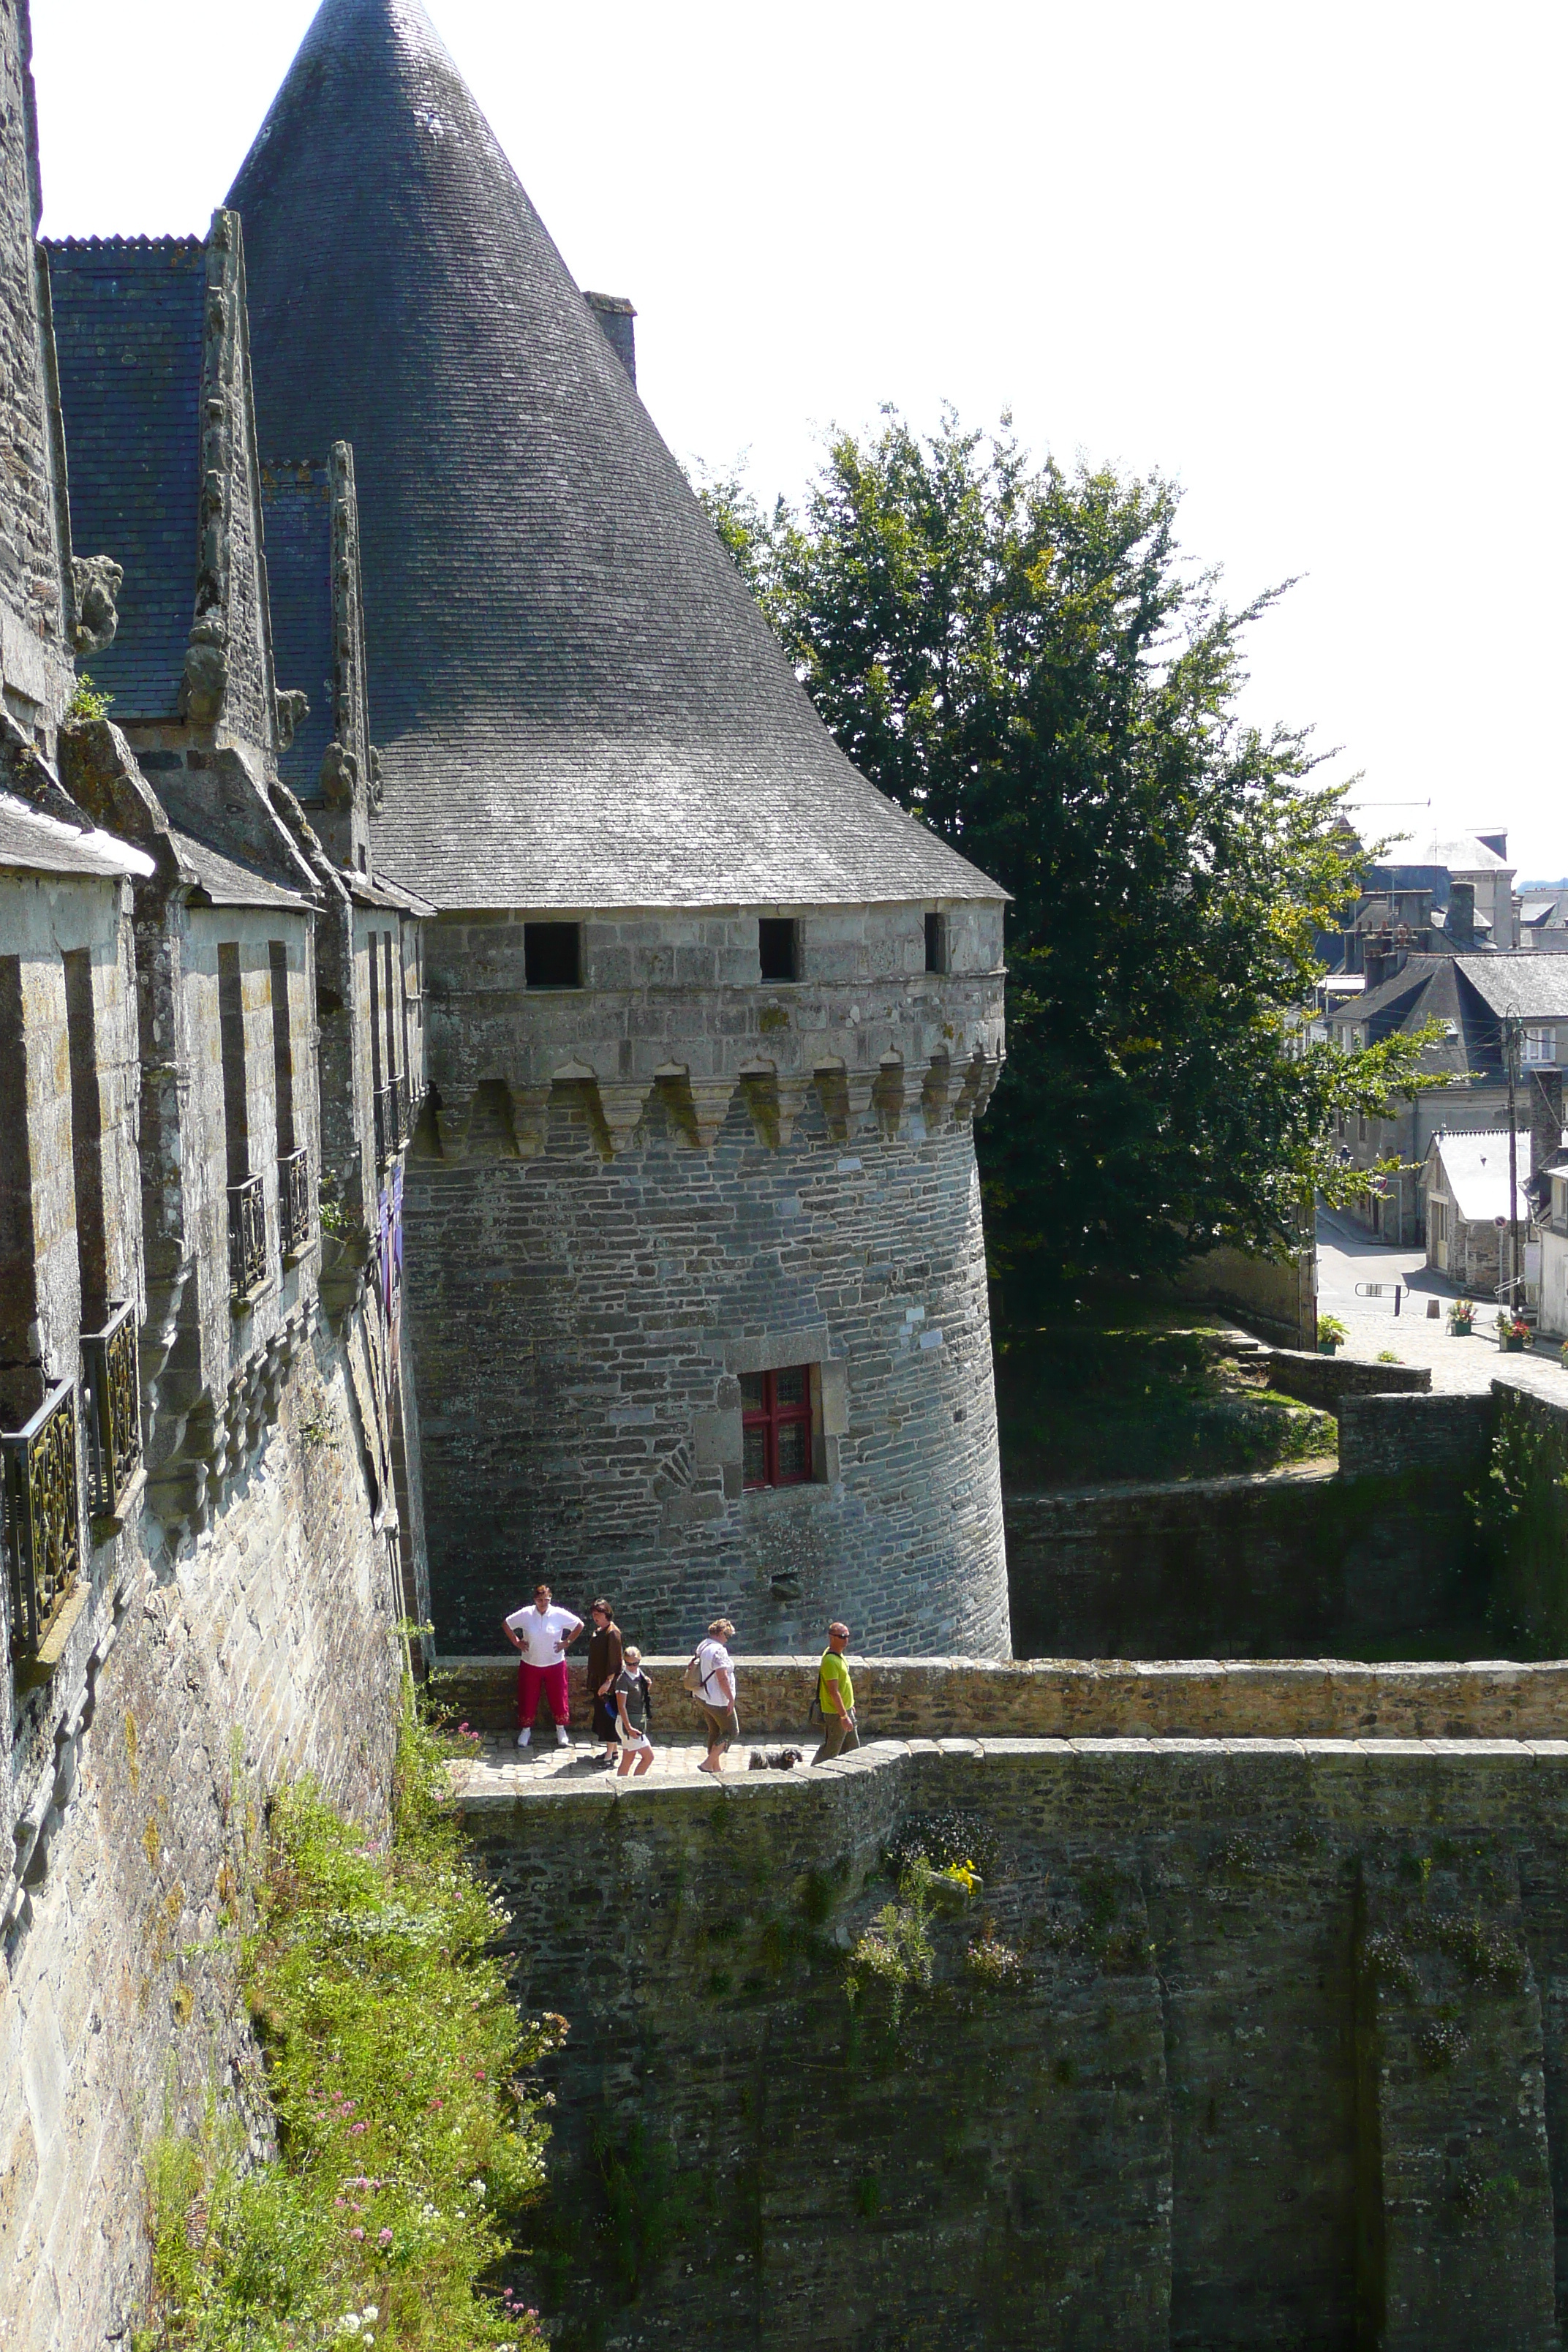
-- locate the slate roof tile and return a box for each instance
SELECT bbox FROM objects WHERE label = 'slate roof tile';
[45,238,205,720]
[0,789,155,880]
[259,459,335,800]
[167,827,309,908]
[227,0,1000,913]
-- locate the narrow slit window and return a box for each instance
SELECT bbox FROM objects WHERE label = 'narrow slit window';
[63,949,108,1327]
[524,922,581,989]
[268,941,295,1158]
[367,928,384,1096]
[0,953,41,1423]
[924,911,946,973]
[382,931,399,1079]
[217,943,250,1187]
[741,1365,813,1488]
[758,918,797,982]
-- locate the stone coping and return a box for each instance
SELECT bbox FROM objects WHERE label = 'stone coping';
[432,1652,1568,1743]
[448,1730,1568,1810]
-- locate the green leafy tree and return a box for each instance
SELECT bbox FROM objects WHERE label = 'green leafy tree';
[701,413,1439,1308]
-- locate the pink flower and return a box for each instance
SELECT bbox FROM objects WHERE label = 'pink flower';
[429,2097,443,2111]
[333,2198,346,2209]
[378,2228,393,2246]
[350,2225,365,2242]
[458,1722,470,1733]
[350,2121,369,2136]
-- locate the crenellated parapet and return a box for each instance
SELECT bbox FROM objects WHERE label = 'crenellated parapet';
[418,902,1006,1161]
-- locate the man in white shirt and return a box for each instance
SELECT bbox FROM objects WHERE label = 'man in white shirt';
[694,1617,737,1775]
[503,1583,584,1749]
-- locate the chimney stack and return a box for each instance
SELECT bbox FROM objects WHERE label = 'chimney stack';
[1446,879,1477,943]
[584,291,636,386]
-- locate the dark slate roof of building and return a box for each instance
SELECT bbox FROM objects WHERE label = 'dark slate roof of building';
[45,238,205,720]
[259,461,335,800]
[0,791,155,880]
[227,0,1000,913]
[1349,957,1476,1082]
[1453,954,1568,1022]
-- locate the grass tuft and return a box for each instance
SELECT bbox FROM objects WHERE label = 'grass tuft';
[134,1684,562,2351]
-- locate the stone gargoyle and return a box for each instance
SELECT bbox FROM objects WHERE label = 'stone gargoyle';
[71,553,123,657]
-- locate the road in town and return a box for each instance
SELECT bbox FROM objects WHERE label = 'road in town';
[1315,1207,1567,1403]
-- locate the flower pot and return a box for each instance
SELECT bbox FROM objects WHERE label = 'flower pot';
[1501,1336,1526,1353]
[1318,1340,1340,1355]
[1449,1325,1472,1338]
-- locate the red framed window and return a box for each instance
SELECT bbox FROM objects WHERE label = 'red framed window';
[742,1366,813,1488]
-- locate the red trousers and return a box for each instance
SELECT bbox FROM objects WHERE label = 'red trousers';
[518,1659,570,1729]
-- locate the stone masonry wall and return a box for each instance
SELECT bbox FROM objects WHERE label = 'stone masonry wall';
[0,1319,402,2352]
[0,1,72,706]
[467,1738,1568,2352]
[1004,1462,1487,1659]
[405,1085,1008,1659]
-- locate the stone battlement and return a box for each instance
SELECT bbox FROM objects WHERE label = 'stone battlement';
[435,1650,1568,1743]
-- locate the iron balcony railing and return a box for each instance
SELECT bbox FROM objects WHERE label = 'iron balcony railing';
[81,1300,141,1520]
[1,1379,80,1659]
[279,1145,311,1259]
[228,1173,268,1304]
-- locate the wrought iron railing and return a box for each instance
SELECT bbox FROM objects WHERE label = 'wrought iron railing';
[81,1300,141,1520]
[373,1082,393,1167]
[279,1145,311,1259]
[228,1173,268,1303]
[1,1379,80,1659]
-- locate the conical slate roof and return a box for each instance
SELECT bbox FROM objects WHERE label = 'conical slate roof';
[229,0,999,912]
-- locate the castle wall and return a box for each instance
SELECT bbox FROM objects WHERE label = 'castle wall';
[469,1738,1568,2352]
[0,1322,402,2352]
[0,0,73,723]
[406,1087,1006,1658]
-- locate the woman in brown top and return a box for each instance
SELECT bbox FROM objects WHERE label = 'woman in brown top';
[586,1599,623,1765]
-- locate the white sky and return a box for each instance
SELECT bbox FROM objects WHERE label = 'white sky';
[30,0,1568,877]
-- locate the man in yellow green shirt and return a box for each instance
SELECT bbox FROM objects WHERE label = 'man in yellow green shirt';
[811,1621,859,1764]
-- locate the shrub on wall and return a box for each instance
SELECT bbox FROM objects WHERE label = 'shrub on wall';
[135,1689,563,2351]
[1471,1398,1568,1657]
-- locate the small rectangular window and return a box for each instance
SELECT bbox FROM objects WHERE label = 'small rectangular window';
[524,921,582,989]
[924,911,946,973]
[1524,1026,1555,1065]
[758,918,798,983]
[741,1365,813,1488]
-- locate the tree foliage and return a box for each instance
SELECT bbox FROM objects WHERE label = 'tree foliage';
[701,412,1439,1303]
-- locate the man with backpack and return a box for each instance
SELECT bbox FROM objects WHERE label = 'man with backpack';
[687,1618,737,1774]
[811,1621,859,1764]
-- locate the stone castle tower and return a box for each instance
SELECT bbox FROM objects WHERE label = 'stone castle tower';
[227,0,1010,1655]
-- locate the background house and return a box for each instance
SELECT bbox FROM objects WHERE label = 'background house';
[1327,954,1568,1245]
[1422,1128,1533,1303]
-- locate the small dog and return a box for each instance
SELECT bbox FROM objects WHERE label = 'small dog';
[747,1746,804,1771]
